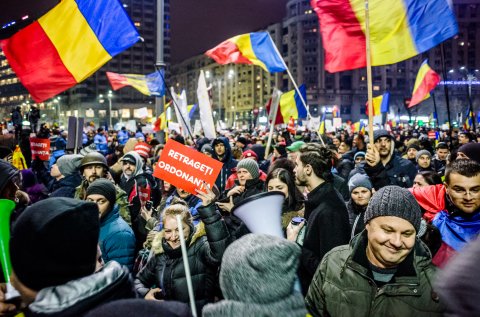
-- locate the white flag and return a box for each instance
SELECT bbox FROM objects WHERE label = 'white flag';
[170,87,192,138]
[197,70,216,139]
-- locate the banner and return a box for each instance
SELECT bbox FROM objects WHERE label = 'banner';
[153,140,223,195]
[30,137,51,160]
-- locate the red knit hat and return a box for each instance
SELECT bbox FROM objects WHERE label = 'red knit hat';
[242,149,258,161]
[134,142,152,159]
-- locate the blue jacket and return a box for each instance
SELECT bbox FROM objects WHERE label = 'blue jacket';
[94,133,108,155]
[118,130,129,145]
[99,204,136,271]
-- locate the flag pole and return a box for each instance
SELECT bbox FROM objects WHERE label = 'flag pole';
[267,34,311,119]
[364,0,374,146]
[431,92,439,127]
[265,89,282,160]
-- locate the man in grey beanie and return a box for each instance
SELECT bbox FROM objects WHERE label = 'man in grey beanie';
[416,149,433,172]
[202,234,307,317]
[306,185,445,317]
[49,154,83,198]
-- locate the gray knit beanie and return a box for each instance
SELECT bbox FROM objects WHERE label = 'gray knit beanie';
[86,179,117,207]
[364,186,421,232]
[348,173,372,193]
[219,233,301,303]
[416,149,432,161]
[56,154,83,177]
[237,158,259,179]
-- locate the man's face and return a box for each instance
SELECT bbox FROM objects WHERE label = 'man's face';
[0,179,19,201]
[287,151,298,162]
[83,165,105,183]
[459,134,469,144]
[215,143,225,156]
[237,168,253,186]
[407,148,417,159]
[355,155,365,166]
[446,172,480,213]
[417,155,431,169]
[86,194,111,219]
[366,216,416,269]
[122,161,135,177]
[294,156,308,187]
[413,174,429,188]
[375,137,392,158]
[436,148,449,161]
[235,141,245,148]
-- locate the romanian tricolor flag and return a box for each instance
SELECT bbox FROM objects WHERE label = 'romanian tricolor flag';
[267,85,308,124]
[205,32,286,73]
[352,121,365,134]
[0,0,139,102]
[366,92,390,116]
[311,0,458,73]
[107,71,165,97]
[464,108,474,130]
[332,106,339,118]
[318,111,327,135]
[409,60,441,108]
[153,100,172,132]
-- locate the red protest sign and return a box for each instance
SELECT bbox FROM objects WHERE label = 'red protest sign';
[154,140,223,195]
[30,138,50,160]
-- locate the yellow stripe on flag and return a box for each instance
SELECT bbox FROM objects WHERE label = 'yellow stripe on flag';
[350,0,417,66]
[125,75,150,95]
[39,0,111,82]
[234,34,269,72]
[372,95,383,116]
[413,62,432,102]
[279,90,299,123]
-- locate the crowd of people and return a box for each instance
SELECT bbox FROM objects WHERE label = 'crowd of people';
[1,121,480,316]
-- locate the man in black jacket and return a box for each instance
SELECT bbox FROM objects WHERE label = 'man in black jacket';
[4,198,135,316]
[364,129,417,190]
[288,143,350,294]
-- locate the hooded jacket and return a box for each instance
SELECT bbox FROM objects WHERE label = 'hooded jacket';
[50,173,83,198]
[212,137,238,193]
[134,203,230,312]
[305,231,445,317]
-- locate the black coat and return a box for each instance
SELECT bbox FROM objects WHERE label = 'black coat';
[346,199,367,238]
[50,173,82,198]
[299,181,350,294]
[134,203,229,312]
[363,153,417,190]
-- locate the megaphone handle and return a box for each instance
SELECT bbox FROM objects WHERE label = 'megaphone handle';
[4,282,20,302]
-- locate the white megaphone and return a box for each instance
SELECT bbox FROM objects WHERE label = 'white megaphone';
[232,191,285,237]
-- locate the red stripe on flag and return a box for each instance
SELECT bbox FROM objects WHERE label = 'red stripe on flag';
[205,40,253,65]
[106,72,129,91]
[409,69,441,108]
[0,22,77,102]
[311,0,366,73]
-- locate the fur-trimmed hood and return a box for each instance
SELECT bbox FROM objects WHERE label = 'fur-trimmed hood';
[151,221,206,255]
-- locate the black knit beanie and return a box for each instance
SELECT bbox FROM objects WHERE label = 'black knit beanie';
[86,179,117,207]
[10,198,99,291]
[364,186,421,232]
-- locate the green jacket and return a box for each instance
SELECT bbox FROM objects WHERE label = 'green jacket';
[305,231,445,317]
[75,179,131,225]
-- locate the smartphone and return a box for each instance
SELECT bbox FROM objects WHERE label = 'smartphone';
[145,201,152,210]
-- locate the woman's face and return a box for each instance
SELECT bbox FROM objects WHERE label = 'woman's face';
[164,216,191,249]
[267,178,289,199]
[351,187,372,207]
[413,174,429,188]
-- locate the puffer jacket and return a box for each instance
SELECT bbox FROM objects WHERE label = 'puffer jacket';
[305,231,445,317]
[134,203,230,312]
[99,204,136,271]
[24,261,135,317]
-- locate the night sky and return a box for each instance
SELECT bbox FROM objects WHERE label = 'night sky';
[0,0,288,63]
